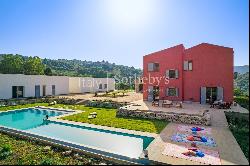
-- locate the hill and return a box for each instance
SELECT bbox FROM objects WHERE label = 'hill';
[234,72,249,95]
[0,54,142,80]
[234,65,249,74]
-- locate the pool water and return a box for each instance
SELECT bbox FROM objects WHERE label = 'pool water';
[0,108,63,130]
[0,108,154,159]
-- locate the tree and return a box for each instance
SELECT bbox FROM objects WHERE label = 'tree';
[234,88,244,96]
[44,67,53,76]
[234,72,239,79]
[0,54,24,74]
[24,56,45,75]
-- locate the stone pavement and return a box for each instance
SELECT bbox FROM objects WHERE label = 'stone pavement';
[146,109,249,165]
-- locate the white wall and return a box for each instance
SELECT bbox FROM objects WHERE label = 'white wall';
[0,74,116,99]
[0,74,69,99]
[81,78,115,92]
[72,77,115,93]
[69,77,81,93]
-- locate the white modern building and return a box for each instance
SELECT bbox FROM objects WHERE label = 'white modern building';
[0,74,115,99]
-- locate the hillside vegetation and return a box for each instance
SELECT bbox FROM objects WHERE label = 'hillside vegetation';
[0,54,142,79]
[234,72,249,96]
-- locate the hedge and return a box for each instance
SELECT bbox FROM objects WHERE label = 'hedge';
[234,96,249,110]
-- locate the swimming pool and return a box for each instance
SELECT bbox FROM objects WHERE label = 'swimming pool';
[0,108,154,159]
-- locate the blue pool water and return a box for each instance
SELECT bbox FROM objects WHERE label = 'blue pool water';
[0,108,63,130]
[0,108,154,158]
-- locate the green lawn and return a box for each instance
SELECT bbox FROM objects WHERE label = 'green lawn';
[61,106,168,133]
[0,103,168,134]
[0,133,109,165]
[0,103,49,112]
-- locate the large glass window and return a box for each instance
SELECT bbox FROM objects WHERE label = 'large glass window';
[12,86,24,98]
[99,84,103,89]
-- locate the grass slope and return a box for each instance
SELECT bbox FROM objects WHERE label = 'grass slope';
[225,112,249,161]
[0,133,108,165]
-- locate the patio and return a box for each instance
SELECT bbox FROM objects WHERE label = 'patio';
[121,100,249,115]
[146,122,249,165]
[58,92,143,103]
[118,100,248,126]
[124,100,208,116]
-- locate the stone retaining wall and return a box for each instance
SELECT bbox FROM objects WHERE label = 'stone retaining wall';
[0,97,81,106]
[117,108,211,126]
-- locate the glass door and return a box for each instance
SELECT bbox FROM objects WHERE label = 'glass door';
[206,87,217,103]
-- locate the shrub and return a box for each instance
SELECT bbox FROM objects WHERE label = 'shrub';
[226,112,249,161]
[85,100,126,109]
[234,96,249,110]
[0,144,12,160]
[40,158,55,165]
[234,88,245,96]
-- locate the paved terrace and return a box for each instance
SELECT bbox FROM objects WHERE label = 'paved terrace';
[125,100,248,165]
[124,100,249,115]
[59,92,143,103]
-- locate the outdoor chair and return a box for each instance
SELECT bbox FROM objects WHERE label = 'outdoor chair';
[162,100,173,108]
[210,100,223,108]
[218,102,232,109]
[175,102,183,108]
[152,100,160,107]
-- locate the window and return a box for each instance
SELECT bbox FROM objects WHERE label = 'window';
[148,63,159,72]
[169,70,176,78]
[184,60,193,71]
[52,85,56,96]
[12,86,24,98]
[166,69,179,79]
[99,84,103,89]
[104,84,108,89]
[166,88,179,97]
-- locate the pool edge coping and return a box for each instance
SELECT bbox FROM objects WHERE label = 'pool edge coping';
[0,125,156,165]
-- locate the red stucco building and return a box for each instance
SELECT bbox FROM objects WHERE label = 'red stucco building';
[143,43,234,104]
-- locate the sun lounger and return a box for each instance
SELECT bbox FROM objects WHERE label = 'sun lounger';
[90,112,97,115]
[88,112,97,119]
[88,115,95,119]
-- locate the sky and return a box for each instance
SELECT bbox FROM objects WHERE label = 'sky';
[0,0,249,69]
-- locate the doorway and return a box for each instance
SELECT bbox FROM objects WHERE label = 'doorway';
[35,85,40,98]
[206,87,217,103]
[148,86,160,101]
[153,86,160,101]
[42,85,46,96]
[52,85,56,96]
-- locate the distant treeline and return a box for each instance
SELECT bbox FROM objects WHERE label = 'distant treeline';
[0,54,142,79]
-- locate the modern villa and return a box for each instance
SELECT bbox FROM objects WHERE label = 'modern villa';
[143,43,234,104]
[0,45,249,165]
[0,74,115,99]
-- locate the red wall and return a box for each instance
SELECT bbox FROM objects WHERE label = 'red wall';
[143,44,185,101]
[183,43,234,102]
[143,43,234,102]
